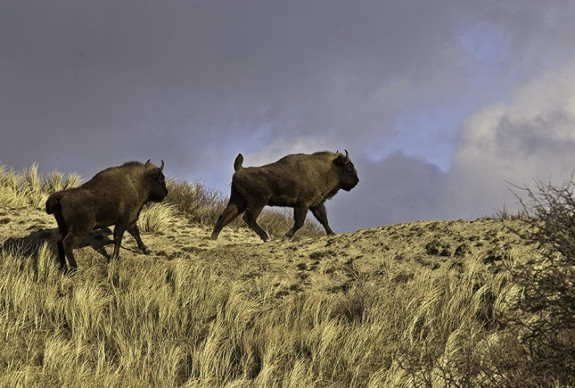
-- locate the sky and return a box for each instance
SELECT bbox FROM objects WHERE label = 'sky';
[3,0,575,233]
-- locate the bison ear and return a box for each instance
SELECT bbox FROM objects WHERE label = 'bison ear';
[333,154,346,166]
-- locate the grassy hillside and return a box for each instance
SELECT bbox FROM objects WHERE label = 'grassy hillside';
[1,164,573,387]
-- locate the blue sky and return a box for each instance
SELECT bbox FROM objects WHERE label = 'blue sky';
[2,1,575,233]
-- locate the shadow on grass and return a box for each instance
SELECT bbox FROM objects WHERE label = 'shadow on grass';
[1,227,115,262]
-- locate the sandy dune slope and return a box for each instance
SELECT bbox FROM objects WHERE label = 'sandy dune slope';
[0,205,534,295]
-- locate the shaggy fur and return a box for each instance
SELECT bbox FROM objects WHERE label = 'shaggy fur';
[46,160,168,271]
[211,151,359,241]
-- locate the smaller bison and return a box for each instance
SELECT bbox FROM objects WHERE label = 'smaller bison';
[46,160,168,271]
[211,150,359,241]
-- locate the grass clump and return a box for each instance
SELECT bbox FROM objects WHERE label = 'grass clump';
[138,203,178,233]
[0,163,81,209]
[165,179,224,225]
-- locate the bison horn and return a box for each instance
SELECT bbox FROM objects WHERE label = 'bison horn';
[344,149,349,159]
[160,160,164,171]
[145,159,151,165]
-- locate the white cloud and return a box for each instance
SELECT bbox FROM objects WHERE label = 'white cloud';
[444,62,575,218]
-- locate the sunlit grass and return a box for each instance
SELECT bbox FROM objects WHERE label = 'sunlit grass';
[138,203,178,233]
[0,163,81,209]
[0,241,530,386]
[0,163,571,386]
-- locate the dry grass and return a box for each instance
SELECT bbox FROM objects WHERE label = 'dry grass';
[0,164,572,386]
[138,203,178,233]
[0,163,81,209]
[0,239,534,387]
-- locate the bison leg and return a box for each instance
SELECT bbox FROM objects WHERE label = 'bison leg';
[285,205,308,239]
[311,204,335,236]
[111,225,126,261]
[243,204,269,242]
[61,231,83,270]
[56,234,67,269]
[128,224,149,254]
[52,213,73,270]
[211,189,247,240]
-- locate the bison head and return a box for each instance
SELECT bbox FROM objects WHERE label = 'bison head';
[145,160,168,202]
[334,150,359,191]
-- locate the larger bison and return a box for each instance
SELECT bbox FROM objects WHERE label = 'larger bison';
[211,150,359,241]
[46,160,168,271]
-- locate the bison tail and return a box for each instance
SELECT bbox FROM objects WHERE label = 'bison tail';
[45,192,63,215]
[234,153,244,172]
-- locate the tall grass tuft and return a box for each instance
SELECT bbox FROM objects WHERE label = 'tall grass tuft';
[0,164,29,207]
[138,203,178,233]
[165,179,225,225]
[0,163,82,209]
[45,170,82,193]
[24,163,47,209]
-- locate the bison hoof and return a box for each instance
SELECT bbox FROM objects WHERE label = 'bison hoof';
[142,248,150,255]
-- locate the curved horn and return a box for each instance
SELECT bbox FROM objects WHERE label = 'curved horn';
[160,160,164,171]
[344,149,349,159]
[145,159,151,165]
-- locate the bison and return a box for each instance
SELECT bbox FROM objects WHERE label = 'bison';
[211,150,359,241]
[46,160,168,271]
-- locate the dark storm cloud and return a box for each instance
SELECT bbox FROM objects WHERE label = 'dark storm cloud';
[1,1,464,168]
[2,1,575,231]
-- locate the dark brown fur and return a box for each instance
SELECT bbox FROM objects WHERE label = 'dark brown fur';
[46,160,168,271]
[211,151,359,241]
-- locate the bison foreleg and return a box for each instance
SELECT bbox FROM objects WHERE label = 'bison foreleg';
[128,224,149,254]
[111,226,126,261]
[285,206,308,239]
[311,204,335,236]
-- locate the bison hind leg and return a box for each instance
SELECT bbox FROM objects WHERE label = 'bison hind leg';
[61,230,84,270]
[52,211,71,270]
[56,235,67,269]
[243,204,269,242]
[211,189,247,240]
